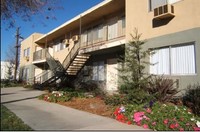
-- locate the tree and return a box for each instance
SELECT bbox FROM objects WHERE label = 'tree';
[5,43,19,80]
[1,0,61,28]
[118,29,152,104]
[5,62,14,80]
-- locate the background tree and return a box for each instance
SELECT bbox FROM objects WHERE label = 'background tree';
[1,0,61,28]
[5,43,19,80]
[5,62,14,80]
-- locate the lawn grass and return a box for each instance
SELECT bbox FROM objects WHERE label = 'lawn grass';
[1,105,33,131]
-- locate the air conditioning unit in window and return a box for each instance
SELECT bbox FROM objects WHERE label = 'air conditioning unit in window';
[25,56,29,61]
[154,4,175,20]
[72,35,79,42]
[62,39,69,46]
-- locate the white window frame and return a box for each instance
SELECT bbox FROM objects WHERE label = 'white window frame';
[150,43,196,76]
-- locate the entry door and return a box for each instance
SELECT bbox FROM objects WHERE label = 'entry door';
[106,58,118,91]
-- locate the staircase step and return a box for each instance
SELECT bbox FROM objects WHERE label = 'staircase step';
[68,73,77,75]
[67,67,81,70]
[72,61,86,64]
[67,69,80,72]
[71,63,85,67]
[76,56,90,59]
[77,54,90,57]
[74,58,88,61]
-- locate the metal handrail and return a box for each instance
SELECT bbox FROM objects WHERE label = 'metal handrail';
[62,41,80,69]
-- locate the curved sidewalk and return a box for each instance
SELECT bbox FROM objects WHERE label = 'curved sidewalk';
[1,87,146,130]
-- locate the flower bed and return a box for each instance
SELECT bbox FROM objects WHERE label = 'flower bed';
[114,102,200,131]
[38,91,85,103]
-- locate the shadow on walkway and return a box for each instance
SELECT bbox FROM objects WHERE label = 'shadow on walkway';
[1,93,16,96]
[1,96,39,104]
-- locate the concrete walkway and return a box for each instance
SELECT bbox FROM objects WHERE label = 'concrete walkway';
[1,87,145,130]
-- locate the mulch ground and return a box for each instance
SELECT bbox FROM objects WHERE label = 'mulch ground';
[57,97,114,118]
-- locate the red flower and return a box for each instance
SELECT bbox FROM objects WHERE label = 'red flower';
[114,108,120,116]
[179,128,184,131]
[163,119,168,124]
[127,121,132,125]
[170,124,176,129]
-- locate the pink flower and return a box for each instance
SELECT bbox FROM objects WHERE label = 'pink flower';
[143,115,150,121]
[179,128,184,131]
[146,108,151,113]
[175,123,179,128]
[133,112,144,122]
[194,127,200,131]
[136,121,141,126]
[143,124,149,129]
[163,119,168,124]
[186,123,190,126]
[152,122,156,126]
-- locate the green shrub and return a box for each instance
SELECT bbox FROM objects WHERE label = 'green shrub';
[146,76,179,103]
[104,94,126,106]
[57,95,72,102]
[38,90,86,103]
[183,83,200,116]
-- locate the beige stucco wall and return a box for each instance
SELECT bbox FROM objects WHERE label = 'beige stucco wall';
[53,40,75,63]
[20,33,43,67]
[126,0,200,40]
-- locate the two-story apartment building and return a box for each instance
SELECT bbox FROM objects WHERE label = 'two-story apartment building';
[19,33,44,82]
[19,0,200,93]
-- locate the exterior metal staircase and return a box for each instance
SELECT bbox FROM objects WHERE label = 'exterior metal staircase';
[62,42,90,76]
[32,41,90,89]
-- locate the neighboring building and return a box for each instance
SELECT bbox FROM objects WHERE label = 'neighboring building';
[19,0,200,93]
[19,33,44,83]
[1,61,15,80]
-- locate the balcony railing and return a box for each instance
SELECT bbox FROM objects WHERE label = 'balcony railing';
[33,49,46,61]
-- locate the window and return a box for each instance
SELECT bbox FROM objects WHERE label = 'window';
[150,43,196,75]
[81,31,87,43]
[150,47,170,74]
[27,48,30,57]
[54,41,66,52]
[24,47,30,57]
[22,68,29,81]
[88,29,93,43]
[122,16,126,29]
[149,0,181,11]
[108,19,118,40]
[24,49,27,57]
[92,61,105,81]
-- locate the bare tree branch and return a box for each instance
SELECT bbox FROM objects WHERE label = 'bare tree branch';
[1,0,62,29]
